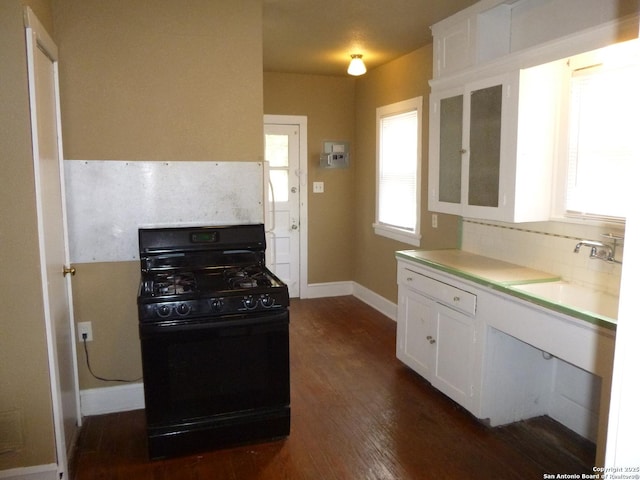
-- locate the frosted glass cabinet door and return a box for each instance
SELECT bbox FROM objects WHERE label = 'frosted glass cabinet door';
[429,74,514,220]
[438,94,463,204]
[468,84,502,207]
[429,70,552,222]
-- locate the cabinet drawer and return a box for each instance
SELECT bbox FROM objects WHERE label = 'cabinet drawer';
[400,267,476,316]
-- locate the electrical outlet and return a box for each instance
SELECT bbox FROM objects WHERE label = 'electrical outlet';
[77,322,93,342]
[313,181,324,193]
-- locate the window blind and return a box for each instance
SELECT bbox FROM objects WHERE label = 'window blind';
[378,110,418,230]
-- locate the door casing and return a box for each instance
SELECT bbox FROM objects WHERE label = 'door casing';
[264,115,308,298]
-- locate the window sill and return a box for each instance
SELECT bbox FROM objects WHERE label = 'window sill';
[373,223,421,247]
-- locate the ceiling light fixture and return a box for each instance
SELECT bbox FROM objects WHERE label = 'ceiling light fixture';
[348,54,366,76]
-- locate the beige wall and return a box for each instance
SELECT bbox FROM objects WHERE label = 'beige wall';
[264,73,357,283]
[0,0,57,470]
[54,0,264,162]
[52,0,264,390]
[24,0,54,34]
[71,262,143,388]
[353,45,459,302]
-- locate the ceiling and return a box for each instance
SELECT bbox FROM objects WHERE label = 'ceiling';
[263,0,480,76]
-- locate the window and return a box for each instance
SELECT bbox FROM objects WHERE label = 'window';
[374,97,423,246]
[557,39,639,223]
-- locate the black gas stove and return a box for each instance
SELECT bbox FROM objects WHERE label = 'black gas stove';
[137,224,291,460]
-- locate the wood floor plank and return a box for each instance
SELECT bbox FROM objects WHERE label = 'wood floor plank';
[71,296,594,480]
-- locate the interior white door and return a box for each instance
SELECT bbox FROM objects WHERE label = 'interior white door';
[265,124,301,297]
[25,9,80,477]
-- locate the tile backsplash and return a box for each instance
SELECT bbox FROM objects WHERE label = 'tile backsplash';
[461,219,624,296]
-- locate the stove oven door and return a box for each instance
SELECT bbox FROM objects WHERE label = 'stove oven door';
[139,310,290,458]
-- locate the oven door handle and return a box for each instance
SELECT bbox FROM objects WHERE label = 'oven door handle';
[139,311,289,336]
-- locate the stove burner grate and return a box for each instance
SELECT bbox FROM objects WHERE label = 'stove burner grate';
[224,266,273,289]
[154,272,197,296]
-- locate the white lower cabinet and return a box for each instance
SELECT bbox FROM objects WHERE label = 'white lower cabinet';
[396,256,615,466]
[396,262,479,414]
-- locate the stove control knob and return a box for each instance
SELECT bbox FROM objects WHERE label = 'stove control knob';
[210,298,224,312]
[176,303,191,316]
[157,304,172,318]
[243,296,257,310]
[260,294,275,308]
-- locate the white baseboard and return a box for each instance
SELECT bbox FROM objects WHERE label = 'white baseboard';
[0,464,57,480]
[80,382,145,417]
[304,281,396,321]
[78,285,397,417]
[353,283,397,321]
[304,281,353,298]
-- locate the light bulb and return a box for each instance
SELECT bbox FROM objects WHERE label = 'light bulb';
[348,54,366,76]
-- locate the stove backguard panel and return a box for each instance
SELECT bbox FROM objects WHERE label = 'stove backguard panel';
[64,160,263,263]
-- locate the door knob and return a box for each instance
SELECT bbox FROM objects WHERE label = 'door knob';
[291,187,298,193]
[63,266,76,277]
[291,224,298,230]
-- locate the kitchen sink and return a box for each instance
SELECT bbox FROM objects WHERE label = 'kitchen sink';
[511,281,619,321]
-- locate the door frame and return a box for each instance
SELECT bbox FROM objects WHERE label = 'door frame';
[264,115,308,298]
[25,7,81,477]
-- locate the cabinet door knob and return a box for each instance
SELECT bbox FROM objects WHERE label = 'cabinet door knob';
[426,336,436,345]
[453,296,460,302]
[406,277,413,281]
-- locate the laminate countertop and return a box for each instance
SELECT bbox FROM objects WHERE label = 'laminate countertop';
[396,249,617,330]
[396,249,559,285]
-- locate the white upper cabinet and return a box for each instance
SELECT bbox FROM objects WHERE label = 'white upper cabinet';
[427,0,637,223]
[431,0,639,81]
[431,16,474,79]
[428,63,562,222]
[432,1,511,79]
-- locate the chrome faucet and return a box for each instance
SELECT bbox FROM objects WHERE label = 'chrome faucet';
[574,238,621,264]
[573,240,607,253]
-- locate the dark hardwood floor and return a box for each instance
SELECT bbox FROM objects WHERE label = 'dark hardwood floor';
[71,296,595,479]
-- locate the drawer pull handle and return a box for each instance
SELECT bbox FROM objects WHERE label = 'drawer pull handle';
[426,335,436,345]
[406,277,413,281]
[453,296,460,302]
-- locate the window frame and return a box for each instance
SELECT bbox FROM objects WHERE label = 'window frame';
[551,40,638,226]
[373,96,423,246]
